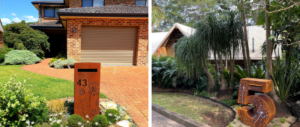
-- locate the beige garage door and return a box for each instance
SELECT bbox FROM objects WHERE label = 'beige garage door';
[81,26,137,65]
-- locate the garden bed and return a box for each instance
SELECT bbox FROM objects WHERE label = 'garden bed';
[152,92,235,127]
[228,105,297,127]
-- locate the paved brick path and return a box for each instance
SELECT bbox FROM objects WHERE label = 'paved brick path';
[21,59,148,126]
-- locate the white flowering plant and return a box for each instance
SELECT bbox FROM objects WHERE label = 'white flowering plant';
[48,112,68,127]
[0,75,49,126]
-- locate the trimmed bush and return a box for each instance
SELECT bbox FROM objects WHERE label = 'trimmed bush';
[92,115,108,127]
[0,75,49,126]
[105,109,121,124]
[49,58,77,69]
[67,114,85,127]
[4,50,41,65]
[30,49,45,59]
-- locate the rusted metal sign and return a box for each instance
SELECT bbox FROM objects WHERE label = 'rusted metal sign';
[237,78,275,127]
[74,63,101,120]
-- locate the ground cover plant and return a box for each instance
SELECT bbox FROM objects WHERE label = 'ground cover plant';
[4,50,42,65]
[0,65,107,100]
[49,58,77,69]
[152,92,234,127]
[0,46,14,63]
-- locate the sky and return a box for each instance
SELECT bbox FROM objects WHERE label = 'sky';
[0,0,39,25]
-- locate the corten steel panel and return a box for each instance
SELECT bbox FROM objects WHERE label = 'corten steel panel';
[237,78,275,127]
[74,63,101,120]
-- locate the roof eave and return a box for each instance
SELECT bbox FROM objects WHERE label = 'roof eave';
[30,26,65,30]
[57,12,148,18]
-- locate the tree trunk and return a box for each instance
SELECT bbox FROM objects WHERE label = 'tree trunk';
[230,46,235,89]
[265,0,291,117]
[241,38,248,76]
[213,50,220,84]
[203,62,215,93]
[216,46,227,90]
[241,0,251,76]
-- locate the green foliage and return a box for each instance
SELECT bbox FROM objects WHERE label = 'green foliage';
[152,54,207,89]
[0,46,14,63]
[15,43,26,50]
[267,56,300,102]
[0,75,49,126]
[50,58,58,64]
[49,58,77,69]
[30,49,45,59]
[67,114,85,127]
[194,90,211,98]
[3,21,50,52]
[280,117,286,123]
[221,99,237,106]
[105,109,121,124]
[4,50,42,65]
[92,115,108,127]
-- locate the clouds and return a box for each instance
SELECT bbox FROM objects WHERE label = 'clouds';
[23,15,38,22]
[1,18,11,25]
[12,17,21,22]
[11,13,16,16]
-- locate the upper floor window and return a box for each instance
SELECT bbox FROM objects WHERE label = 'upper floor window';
[44,7,63,18]
[136,0,148,6]
[82,0,104,7]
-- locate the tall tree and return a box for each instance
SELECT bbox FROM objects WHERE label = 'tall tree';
[152,0,164,31]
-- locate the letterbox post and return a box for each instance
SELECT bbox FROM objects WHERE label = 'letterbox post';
[74,63,101,120]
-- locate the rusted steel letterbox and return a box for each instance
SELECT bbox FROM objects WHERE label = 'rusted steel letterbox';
[74,63,101,120]
[237,78,275,127]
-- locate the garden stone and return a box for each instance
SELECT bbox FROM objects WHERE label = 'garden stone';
[100,101,118,110]
[116,120,130,127]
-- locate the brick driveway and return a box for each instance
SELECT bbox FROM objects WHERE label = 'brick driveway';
[21,59,148,126]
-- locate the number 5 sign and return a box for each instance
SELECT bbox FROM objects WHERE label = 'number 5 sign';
[237,78,276,127]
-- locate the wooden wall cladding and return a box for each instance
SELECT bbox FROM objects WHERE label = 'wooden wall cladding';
[237,78,275,127]
[74,63,101,120]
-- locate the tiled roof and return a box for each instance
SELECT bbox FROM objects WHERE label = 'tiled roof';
[29,20,63,27]
[58,5,148,14]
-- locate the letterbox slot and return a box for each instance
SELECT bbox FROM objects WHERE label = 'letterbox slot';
[78,69,98,72]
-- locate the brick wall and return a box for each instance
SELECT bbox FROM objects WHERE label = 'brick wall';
[69,0,136,8]
[0,32,3,48]
[67,18,148,66]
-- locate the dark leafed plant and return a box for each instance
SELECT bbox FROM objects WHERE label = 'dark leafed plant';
[266,55,300,102]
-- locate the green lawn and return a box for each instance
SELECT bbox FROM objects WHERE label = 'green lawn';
[0,65,107,100]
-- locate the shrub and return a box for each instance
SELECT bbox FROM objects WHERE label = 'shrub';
[47,99,68,114]
[105,109,121,124]
[68,114,85,127]
[30,49,45,59]
[15,43,26,50]
[50,58,58,64]
[49,58,77,69]
[194,90,211,98]
[3,21,50,52]
[0,75,49,126]
[92,115,108,127]
[0,46,14,63]
[4,50,41,65]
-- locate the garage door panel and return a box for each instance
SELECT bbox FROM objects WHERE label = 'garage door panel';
[81,26,137,65]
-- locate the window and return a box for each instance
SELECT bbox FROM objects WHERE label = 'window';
[44,7,62,18]
[136,0,148,6]
[82,0,104,7]
[44,8,55,17]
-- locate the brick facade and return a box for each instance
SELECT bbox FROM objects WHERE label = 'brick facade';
[69,0,82,8]
[67,18,148,66]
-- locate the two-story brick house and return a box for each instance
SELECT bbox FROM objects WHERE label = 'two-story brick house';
[30,0,148,66]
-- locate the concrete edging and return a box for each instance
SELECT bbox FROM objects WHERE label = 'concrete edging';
[152,103,211,127]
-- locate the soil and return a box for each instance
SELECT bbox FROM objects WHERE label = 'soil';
[291,121,300,127]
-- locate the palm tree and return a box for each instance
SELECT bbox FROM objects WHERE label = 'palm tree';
[152,0,164,31]
[176,11,244,92]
